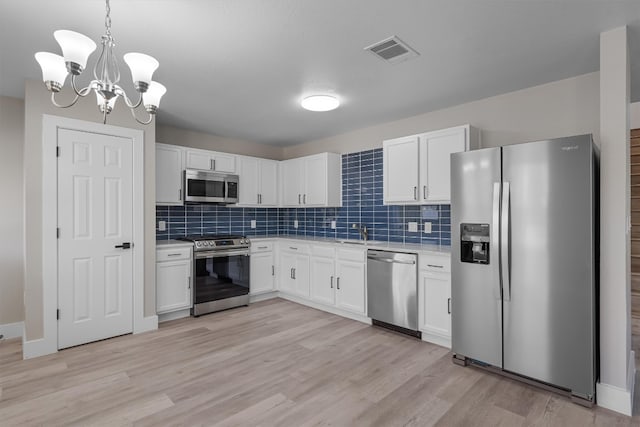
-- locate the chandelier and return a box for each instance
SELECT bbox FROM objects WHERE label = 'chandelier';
[34,0,166,125]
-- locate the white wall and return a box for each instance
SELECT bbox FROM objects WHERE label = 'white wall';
[284,72,600,158]
[23,79,157,341]
[0,96,25,327]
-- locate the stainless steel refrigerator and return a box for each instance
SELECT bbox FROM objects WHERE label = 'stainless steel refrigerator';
[450,134,597,405]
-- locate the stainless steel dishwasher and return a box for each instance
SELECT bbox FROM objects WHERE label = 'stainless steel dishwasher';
[367,249,420,337]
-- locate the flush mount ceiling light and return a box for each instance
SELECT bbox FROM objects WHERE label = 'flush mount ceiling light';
[34,0,166,124]
[301,95,340,112]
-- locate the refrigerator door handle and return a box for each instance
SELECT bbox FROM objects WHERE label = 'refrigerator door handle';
[492,182,502,300]
[501,182,511,301]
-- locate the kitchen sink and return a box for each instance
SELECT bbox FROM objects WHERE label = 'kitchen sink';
[337,239,386,246]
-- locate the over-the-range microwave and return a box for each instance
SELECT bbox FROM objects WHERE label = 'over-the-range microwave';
[184,169,239,204]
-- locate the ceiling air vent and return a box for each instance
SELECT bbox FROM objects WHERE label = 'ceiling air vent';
[365,36,419,64]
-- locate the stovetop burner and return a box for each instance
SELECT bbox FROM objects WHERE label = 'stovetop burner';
[177,234,250,251]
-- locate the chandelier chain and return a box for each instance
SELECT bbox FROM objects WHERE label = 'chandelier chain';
[105,0,112,37]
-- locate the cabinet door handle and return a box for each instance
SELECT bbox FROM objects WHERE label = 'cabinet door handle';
[259,194,262,204]
[292,268,296,280]
[448,298,451,314]
[213,159,216,170]
[289,247,298,250]
[330,275,334,288]
[187,276,191,289]
[272,265,275,276]
[298,194,301,204]
[290,268,294,279]
[337,277,340,290]
[427,264,444,269]
[423,186,427,199]
[210,158,214,170]
[167,253,182,257]
[413,186,417,200]
[179,188,182,201]
[303,194,306,204]
[258,246,268,249]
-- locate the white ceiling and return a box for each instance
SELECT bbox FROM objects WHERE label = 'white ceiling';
[2,0,640,146]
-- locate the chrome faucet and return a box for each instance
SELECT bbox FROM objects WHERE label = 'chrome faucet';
[352,223,368,241]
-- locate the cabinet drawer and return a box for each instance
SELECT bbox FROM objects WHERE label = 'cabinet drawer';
[337,248,365,263]
[420,254,450,272]
[312,245,335,258]
[251,241,274,253]
[157,247,191,262]
[281,242,310,254]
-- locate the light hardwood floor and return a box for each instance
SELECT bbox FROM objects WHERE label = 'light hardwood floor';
[0,298,637,426]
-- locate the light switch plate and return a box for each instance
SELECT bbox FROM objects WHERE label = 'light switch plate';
[423,222,432,233]
[331,220,336,229]
[294,220,299,229]
[408,221,418,232]
[250,219,256,229]
[158,220,166,231]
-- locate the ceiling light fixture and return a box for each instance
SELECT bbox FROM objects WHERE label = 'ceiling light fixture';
[34,0,165,125]
[301,95,340,112]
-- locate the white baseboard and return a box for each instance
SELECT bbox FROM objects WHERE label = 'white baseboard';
[158,309,190,323]
[279,293,371,325]
[421,330,451,349]
[0,321,24,339]
[22,336,57,360]
[134,315,158,334]
[250,291,279,303]
[596,352,635,417]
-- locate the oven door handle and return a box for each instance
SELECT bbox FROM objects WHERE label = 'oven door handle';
[195,250,250,259]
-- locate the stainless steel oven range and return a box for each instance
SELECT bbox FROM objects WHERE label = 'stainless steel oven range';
[177,234,250,316]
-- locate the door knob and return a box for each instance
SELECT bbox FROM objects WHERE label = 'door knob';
[115,242,132,249]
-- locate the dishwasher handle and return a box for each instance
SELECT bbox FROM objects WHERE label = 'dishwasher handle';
[367,255,416,265]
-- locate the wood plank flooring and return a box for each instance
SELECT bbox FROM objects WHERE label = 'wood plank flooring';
[0,298,637,426]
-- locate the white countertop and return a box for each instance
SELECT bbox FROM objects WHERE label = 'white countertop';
[156,239,193,249]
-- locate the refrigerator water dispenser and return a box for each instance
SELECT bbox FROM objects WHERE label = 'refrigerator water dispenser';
[460,223,490,264]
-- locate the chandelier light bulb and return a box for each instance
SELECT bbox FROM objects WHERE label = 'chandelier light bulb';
[34,52,68,91]
[143,81,167,112]
[301,95,340,112]
[53,30,97,73]
[123,53,159,92]
[95,91,118,113]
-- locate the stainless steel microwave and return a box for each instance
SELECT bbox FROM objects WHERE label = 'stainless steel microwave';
[184,169,239,204]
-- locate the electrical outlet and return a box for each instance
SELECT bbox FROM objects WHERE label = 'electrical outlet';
[250,219,256,229]
[331,220,336,229]
[158,220,166,231]
[423,222,432,233]
[294,220,299,229]
[408,222,418,232]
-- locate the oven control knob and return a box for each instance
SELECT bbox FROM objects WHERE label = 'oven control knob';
[195,242,202,248]
[245,238,250,244]
[204,241,210,246]
[240,239,245,244]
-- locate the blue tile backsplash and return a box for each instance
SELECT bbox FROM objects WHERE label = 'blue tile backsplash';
[156,148,451,247]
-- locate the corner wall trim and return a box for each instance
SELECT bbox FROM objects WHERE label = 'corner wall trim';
[135,315,158,334]
[596,358,634,416]
[22,336,57,360]
[0,321,24,339]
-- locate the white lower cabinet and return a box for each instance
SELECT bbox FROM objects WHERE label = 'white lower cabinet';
[156,247,192,314]
[250,242,275,295]
[278,244,310,297]
[309,246,366,316]
[418,254,452,347]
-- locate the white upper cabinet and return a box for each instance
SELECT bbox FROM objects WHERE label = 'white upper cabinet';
[185,148,236,173]
[383,125,479,205]
[281,152,342,207]
[383,135,420,203]
[156,143,184,206]
[237,156,279,207]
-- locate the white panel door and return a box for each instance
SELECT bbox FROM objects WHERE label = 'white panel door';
[57,129,134,349]
[185,150,213,170]
[421,127,467,202]
[383,136,420,204]
[155,144,183,205]
[278,252,297,294]
[281,159,303,206]
[294,254,311,297]
[304,155,327,206]
[250,251,275,294]
[238,156,260,205]
[259,159,279,206]
[310,257,335,306]
[156,260,192,314]
[335,260,366,315]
